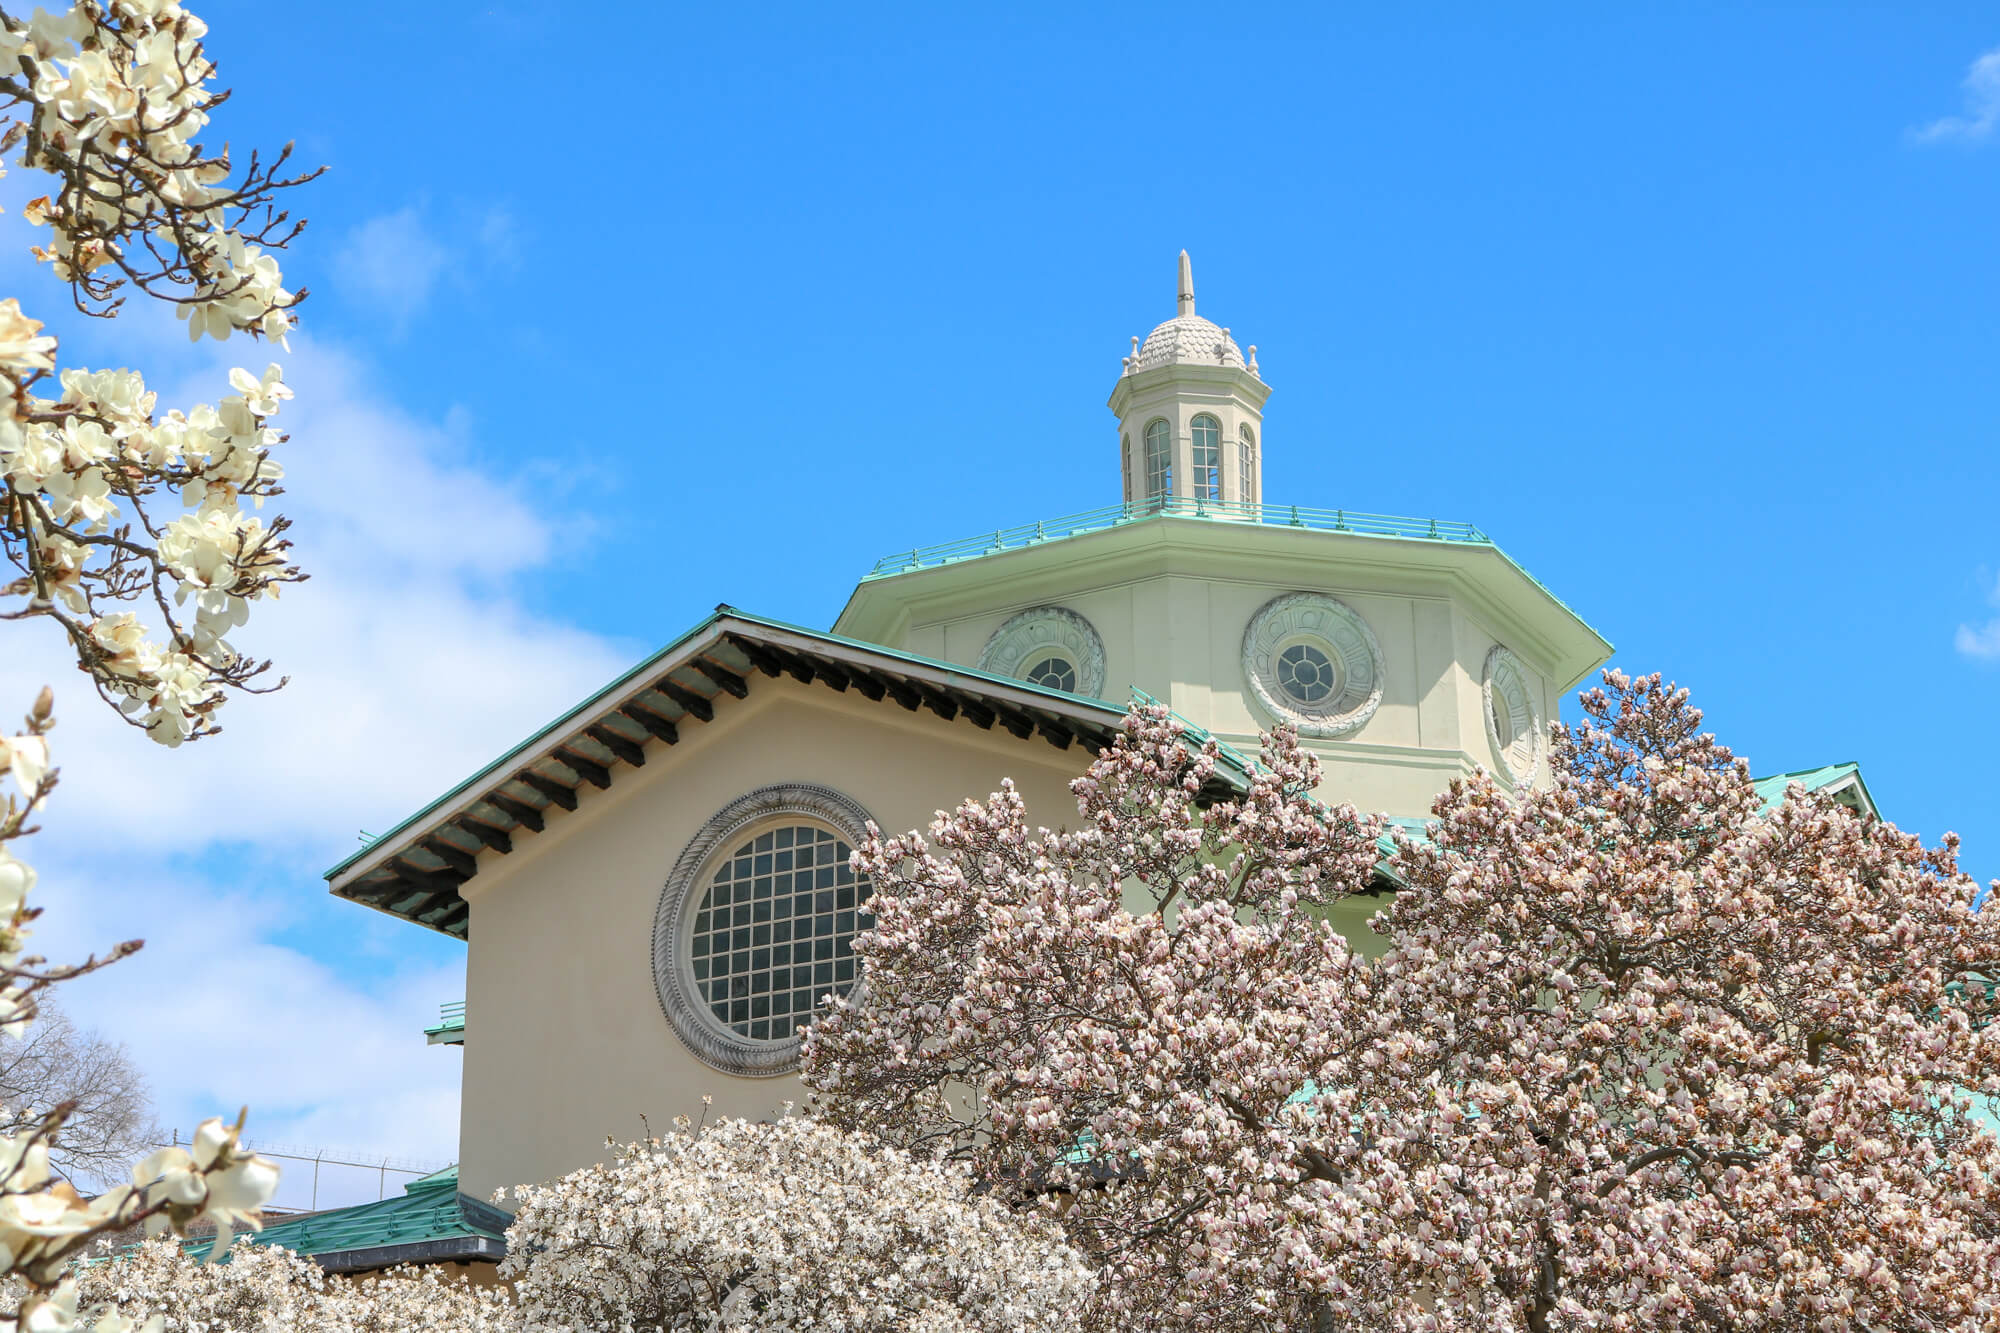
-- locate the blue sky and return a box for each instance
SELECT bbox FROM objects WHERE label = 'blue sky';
[7,4,2000,1203]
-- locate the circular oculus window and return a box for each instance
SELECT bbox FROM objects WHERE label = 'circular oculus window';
[653,784,875,1076]
[1276,641,1339,705]
[1023,655,1077,693]
[976,606,1107,697]
[1241,592,1384,737]
[1483,646,1541,786]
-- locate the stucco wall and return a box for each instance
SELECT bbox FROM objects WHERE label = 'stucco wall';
[455,680,1090,1202]
[899,568,1554,817]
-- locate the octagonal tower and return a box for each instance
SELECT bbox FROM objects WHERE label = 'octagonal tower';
[835,254,1611,817]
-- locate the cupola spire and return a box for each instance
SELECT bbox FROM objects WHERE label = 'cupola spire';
[1110,252,1271,510]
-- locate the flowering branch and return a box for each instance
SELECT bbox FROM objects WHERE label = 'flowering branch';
[0,0,316,745]
[0,695,278,1332]
[807,679,2000,1330]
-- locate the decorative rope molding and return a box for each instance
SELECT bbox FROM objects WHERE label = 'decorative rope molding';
[652,783,876,1078]
[975,606,1108,699]
[1483,645,1541,789]
[1240,592,1384,739]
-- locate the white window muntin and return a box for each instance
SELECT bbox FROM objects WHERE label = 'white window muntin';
[1143,418,1172,499]
[1241,592,1385,738]
[1191,414,1221,501]
[1239,423,1256,506]
[976,607,1107,698]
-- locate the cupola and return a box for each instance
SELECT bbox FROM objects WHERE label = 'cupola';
[1109,251,1271,509]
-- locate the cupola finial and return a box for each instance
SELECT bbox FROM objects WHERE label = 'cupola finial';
[1177,249,1195,317]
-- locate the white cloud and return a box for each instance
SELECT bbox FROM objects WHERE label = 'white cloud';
[334,207,450,332]
[1,337,635,852]
[1915,46,2000,142]
[477,209,520,271]
[331,205,521,335]
[34,859,466,1208]
[1959,621,2000,660]
[1958,571,2000,662]
[0,331,638,1198]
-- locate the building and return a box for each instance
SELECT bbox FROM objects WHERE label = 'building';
[309,255,1872,1269]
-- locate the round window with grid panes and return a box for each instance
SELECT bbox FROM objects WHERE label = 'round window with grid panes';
[689,824,868,1043]
[653,785,875,1076]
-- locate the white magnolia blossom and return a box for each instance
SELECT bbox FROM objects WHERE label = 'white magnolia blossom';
[501,1115,1096,1332]
[0,2,310,1327]
[0,701,280,1333]
[63,1237,515,1333]
[0,0,315,746]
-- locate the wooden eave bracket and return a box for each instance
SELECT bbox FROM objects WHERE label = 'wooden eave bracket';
[332,617,1137,938]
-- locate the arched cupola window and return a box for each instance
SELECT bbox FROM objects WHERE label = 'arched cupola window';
[1191,415,1221,501]
[1239,423,1257,506]
[1143,419,1171,500]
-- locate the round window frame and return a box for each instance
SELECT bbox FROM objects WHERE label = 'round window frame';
[1022,653,1079,693]
[1482,645,1541,788]
[976,607,1107,698]
[1274,637,1342,707]
[1241,592,1384,737]
[652,783,876,1077]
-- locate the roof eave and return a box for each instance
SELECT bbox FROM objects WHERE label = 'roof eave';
[314,1233,505,1274]
[325,609,1179,939]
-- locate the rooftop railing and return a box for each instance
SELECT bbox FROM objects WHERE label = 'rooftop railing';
[424,1000,465,1040]
[865,497,1492,578]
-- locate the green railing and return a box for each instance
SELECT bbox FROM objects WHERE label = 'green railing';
[865,497,1491,578]
[424,1000,465,1038]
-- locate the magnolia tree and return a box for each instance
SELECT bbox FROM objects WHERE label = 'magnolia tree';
[803,677,2000,1330]
[499,1114,1097,1332]
[64,1238,516,1333]
[1357,673,2000,1330]
[0,0,314,1326]
[801,710,1393,1330]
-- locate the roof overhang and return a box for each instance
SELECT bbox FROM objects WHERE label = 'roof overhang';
[315,1233,504,1274]
[324,609,1231,939]
[1752,762,1879,820]
[837,514,1614,691]
[1107,362,1273,416]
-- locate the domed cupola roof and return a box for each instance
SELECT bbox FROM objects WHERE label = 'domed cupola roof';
[1134,314,1244,371]
[1122,251,1260,378]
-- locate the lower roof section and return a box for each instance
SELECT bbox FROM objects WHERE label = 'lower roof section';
[1752,761,1877,819]
[187,1167,509,1273]
[325,608,1253,940]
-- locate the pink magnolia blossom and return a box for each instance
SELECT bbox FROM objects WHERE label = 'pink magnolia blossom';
[804,675,2000,1331]
[804,707,1393,1329]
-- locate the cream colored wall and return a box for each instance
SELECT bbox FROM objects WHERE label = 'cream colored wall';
[1451,605,1555,789]
[455,679,1090,1202]
[1109,357,1268,509]
[895,567,1562,817]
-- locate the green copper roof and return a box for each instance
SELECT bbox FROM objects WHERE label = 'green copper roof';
[187,1166,509,1271]
[1751,762,1875,817]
